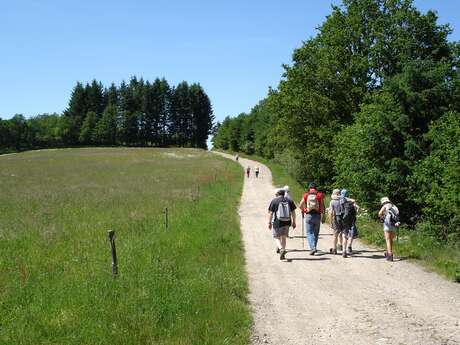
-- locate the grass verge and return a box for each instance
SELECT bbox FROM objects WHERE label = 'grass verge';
[0,147,251,345]
[220,150,460,282]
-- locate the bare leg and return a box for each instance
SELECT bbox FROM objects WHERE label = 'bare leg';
[384,231,393,255]
[274,237,283,250]
[280,235,287,250]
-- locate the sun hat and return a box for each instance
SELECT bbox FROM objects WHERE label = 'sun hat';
[283,185,289,192]
[331,188,341,200]
[380,197,391,205]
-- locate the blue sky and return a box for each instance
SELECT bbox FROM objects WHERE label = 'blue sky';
[1,0,459,123]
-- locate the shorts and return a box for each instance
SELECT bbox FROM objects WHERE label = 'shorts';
[272,225,290,238]
[348,223,359,239]
[331,215,344,234]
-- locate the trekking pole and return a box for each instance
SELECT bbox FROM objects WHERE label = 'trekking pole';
[302,213,305,249]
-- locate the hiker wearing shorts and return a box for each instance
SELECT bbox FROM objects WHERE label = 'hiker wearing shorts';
[378,197,400,262]
[246,166,250,178]
[255,166,260,178]
[341,189,360,253]
[299,182,325,255]
[340,189,358,255]
[328,189,343,255]
[268,188,296,260]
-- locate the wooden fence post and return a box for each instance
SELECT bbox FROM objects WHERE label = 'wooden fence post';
[108,230,118,276]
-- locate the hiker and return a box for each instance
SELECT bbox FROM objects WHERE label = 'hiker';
[299,182,325,255]
[378,197,400,262]
[255,166,260,178]
[246,166,250,178]
[235,154,239,161]
[328,189,343,255]
[328,189,357,257]
[341,189,360,253]
[268,188,296,260]
[340,189,358,254]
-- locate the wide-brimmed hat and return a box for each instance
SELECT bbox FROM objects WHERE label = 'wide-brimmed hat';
[380,197,391,205]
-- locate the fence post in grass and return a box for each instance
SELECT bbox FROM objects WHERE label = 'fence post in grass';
[164,207,169,230]
[108,230,118,276]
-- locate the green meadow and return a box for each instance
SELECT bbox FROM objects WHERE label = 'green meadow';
[0,148,251,345]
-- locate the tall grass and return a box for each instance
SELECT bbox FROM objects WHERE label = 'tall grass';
[0,148,251,344]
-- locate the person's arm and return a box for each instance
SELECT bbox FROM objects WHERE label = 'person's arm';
[268,211,273,229]
[299,196,305,213]
[291,209,296,229]
[378,205,386,219]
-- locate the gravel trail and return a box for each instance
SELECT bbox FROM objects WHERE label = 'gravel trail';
[215,152,460,345]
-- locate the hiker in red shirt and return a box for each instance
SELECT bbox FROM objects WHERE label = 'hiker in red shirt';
[298,182,325,255]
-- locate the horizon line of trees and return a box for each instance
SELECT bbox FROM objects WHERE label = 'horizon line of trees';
[213,0,460,244]
[0,77,215,152]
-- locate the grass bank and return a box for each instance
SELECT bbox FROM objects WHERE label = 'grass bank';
[221,150,460,282]
[0,148,251,344]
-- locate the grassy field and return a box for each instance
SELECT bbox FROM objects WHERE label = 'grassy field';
[221,150,460,282]
[0,148,251,345]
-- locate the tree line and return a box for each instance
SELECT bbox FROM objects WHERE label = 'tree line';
[213,0,460,244]
[0,77,214,152]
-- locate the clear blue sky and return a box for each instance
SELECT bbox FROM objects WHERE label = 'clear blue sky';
[1,0,459,123]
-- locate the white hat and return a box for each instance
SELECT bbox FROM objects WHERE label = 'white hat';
[283,185,289,192]
[381,197,391,205]
[331,188,341,200]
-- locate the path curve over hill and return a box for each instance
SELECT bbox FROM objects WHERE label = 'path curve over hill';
[214,152,460,345]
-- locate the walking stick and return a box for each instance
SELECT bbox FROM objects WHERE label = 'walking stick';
[302,212,305,249]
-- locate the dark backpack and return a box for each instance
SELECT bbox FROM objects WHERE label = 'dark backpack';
[342,201,356,226]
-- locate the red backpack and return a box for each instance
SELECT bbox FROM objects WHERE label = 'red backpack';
[303,189,324,214]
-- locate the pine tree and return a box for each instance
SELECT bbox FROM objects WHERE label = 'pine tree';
[93,105,118,145]
[64,82,87,144]
[79,111,97,144]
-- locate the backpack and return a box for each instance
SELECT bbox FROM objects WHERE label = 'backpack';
[305,192,320,213]
[341,200,356,226]
[276,199,291,222]
[387,205,400,227]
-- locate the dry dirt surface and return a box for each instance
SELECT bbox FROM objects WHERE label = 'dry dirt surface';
[215,152,460,345]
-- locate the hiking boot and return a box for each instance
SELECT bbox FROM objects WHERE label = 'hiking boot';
[309,249,317,256]
[386,254,394,262]
[348,246,352,254]
[337,244,343,251]
[276,247,280,254]
[280,249,286,260]
[384,251,388,258]
[329,248,337,255]
[342,251,348,258]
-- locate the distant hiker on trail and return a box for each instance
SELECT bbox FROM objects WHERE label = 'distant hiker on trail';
[246,166,250,178]
[268,188,296,260]
[299,182,325,255]
[378,197,400,262]
[235,154,239,161]
[255,166,260,178]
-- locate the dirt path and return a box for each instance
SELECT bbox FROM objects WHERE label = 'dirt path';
[215,152,460,345]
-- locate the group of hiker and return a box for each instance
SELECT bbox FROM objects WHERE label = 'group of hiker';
[245,165,260,178]
[268,182,400,262]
